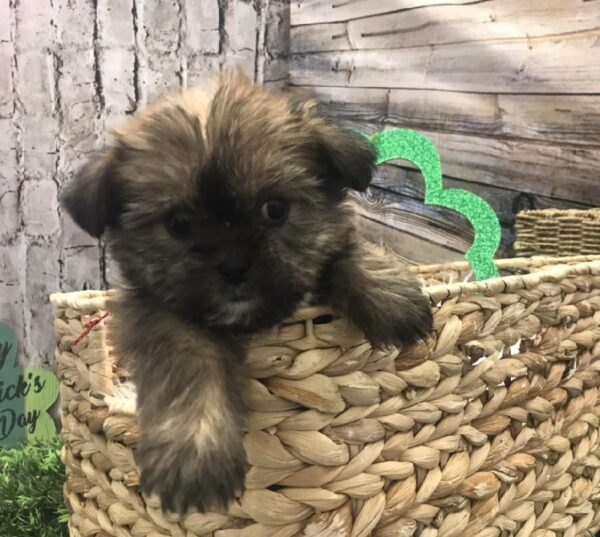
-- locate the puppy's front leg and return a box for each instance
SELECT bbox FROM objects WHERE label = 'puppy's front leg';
[111,300,247,514]
[326,240,433,348]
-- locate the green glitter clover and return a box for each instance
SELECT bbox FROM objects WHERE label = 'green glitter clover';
[368,129,501,280]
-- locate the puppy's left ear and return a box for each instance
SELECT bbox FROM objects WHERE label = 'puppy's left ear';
[286,89,377,192]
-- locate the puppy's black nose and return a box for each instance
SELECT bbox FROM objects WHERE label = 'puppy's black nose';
[218,260,250,285]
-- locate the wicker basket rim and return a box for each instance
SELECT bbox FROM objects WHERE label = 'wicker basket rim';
[516,208,600,217]
[50,256,600,313]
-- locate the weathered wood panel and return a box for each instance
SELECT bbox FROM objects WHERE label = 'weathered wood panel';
[292,0,482,26]
[292,0,600,52]
[290,33,600,94]
[354,187,474,252]
[356,215,467,266]
[291,0,600,266]
[352,164,590,264]
[370,164,590,228]
[341,118,600,205]
[312,86,600,147]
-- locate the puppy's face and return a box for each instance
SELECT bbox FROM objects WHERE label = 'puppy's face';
[62,74,376,331]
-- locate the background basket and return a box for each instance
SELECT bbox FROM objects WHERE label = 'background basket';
[51,255,600,537]
[514,209,600,258]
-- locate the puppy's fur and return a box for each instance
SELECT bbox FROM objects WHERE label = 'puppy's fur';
[61,72,432,514]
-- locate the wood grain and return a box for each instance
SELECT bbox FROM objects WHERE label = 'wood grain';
[370,164,592,226]
[290,32,600,94]
[354,188,474,251]
[291,0,483,26]
[356,214,467,266]
[337,119,600,205]
[352,160,589,266]
[304,86,600,147]
[291,0,600,263]
[291,0,600,52]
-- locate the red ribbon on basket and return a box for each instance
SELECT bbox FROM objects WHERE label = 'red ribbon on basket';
[71,312,110,348]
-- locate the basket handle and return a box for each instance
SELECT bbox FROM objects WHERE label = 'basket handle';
[368,129,501,280]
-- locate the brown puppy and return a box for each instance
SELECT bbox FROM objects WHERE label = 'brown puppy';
[61,72,432,514]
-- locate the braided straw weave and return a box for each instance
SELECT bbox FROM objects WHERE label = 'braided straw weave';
[514,209,600,257]
[51,255,600,537]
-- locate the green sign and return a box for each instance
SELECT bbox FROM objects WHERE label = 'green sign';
[0,322,59,446]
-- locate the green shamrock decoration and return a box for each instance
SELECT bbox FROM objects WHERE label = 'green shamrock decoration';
[368,129,501,280]
[0,322,59,447]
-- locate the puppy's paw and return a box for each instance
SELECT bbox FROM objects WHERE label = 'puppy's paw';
[138,427,246,514]
[353,284,433,349]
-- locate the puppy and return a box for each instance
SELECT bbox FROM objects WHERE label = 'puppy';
[61,72,432,514]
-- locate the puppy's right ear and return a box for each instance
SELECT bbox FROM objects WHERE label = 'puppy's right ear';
[60,149,121,239]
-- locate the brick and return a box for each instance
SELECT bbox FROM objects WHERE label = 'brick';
[57,149,91,186]
[16,51,55,116]
[21,115,59,153]
[62,246,102,292]
[62,99,98,154]
[55,0,94,47]
[101,47,135,116]
[0,242,25,353]
[98,0,135,48]
[0,43,13,117]
[22,153,57,183]
[186,54,219,88]
[58,48,96,105]
[59,48,98,154]
[0,148,17,191]
[0,146,20,240]
[184,0,219,53]
[0,118,16,151]
[24,243,60,366]
[226,0,257,53]
[222,51,256,79]
[14,0,54,51]
[265,0,290,58]
[145,53,181,101]
[264,57,288,85]
[22,152,57,182]
[144,0,180,54]
[0,243,22,289]
[22,180,60,238]
[0,190,19,240]
[0,0,10,43]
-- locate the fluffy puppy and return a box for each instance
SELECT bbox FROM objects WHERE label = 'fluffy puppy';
[61,72,432,514]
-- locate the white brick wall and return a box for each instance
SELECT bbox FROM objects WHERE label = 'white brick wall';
[0,0,289,366]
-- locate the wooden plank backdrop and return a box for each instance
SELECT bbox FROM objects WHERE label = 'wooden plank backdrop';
[290,0,600,263]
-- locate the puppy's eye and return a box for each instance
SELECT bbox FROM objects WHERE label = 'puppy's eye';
[260,198,289,225]
[166,212,193,238]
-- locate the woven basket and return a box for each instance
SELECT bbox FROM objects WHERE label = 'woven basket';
[51,254,600,537]
[514,209,600,258]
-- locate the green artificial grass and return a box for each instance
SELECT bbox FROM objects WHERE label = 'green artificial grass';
[0,436,68,537]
